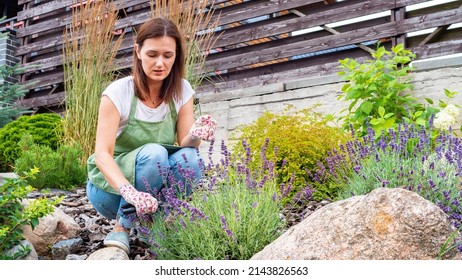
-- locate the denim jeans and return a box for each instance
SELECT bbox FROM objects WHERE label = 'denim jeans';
[86,144,202,229]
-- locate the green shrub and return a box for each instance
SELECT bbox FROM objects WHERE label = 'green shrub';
[0,168,62,259]
[0,63,31,128]
[231,106,350,204]
[14,134,86,190]
[337,43,460,138]
[0,113,63,172]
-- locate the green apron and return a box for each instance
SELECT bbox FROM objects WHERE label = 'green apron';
[87,95,177,194]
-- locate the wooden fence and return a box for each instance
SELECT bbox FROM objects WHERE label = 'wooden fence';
[13,0,462,113]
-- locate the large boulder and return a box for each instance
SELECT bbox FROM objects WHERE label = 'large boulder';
[252,188,460,260]
[22,205,81,256]
[87,247,129,260]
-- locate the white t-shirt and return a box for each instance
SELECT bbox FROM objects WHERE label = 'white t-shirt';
[102,76,195,136]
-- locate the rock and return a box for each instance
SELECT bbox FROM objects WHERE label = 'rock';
[87,247,130,260]
[0,172,17,186]
[51,237,84,260]
[4,239,38,260]
[252,188,461,260]
[22,205,81,257]
[66,254,88,260]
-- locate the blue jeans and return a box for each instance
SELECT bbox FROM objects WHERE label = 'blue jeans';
[86,144,202,229]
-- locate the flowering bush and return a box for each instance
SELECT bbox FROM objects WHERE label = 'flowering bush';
[138,140,289,260]
[434,104,460,131]
[337,43,461,138]
[313,123,462,253]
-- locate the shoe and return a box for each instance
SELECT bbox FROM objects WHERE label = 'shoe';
[103,231,130,254]
[135,229,150,245]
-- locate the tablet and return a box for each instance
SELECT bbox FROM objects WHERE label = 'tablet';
[160,144,186,155]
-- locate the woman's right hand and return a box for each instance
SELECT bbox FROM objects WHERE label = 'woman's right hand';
[119,184,158,215]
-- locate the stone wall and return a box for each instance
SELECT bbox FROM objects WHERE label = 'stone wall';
[197,56,462,161]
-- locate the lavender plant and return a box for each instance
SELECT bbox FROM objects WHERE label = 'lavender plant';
[138,140,288,260]
[314,123,462,253]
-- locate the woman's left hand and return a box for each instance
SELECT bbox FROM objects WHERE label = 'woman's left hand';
[189,115,217,141]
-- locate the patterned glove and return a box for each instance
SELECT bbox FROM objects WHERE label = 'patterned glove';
[119,184,158,215]
[189,115,217,141]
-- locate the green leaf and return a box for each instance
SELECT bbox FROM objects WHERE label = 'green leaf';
[444,88,457,98]
[439,100,447,108]
[384,117,395,129]
[384,113,395,119]
[424,98,434,105]
[370,118,381,125]
[378,106,385,117]
[29,218,39,229]
[360,101,373,114]
[415,118,426,126]
[346,90,361,100]
[341,83,351,92]
[413,111,423,118]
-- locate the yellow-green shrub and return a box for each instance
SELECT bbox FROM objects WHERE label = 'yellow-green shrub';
[231,106,350,205]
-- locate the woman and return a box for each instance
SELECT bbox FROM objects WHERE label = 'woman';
[86,17,216,254]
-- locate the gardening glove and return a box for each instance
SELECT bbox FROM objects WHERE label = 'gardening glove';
[189,115,217,141]
[119,184,158,215]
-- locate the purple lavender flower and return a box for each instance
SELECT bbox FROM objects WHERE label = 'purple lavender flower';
[232,203,241,222]
[220,215,236,242]
[271,193,277,202]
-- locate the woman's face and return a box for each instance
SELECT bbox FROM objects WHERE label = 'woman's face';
[135,36,176,85]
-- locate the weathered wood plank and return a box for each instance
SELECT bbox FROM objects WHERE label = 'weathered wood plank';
[17,0,149,21]
[18,0,36,6]
[397,7,462,33]
[199,61,341,94]
[211,0,323,26]
[23,71,64,90]
[17,91,65,108]
[205,7,462,72]
[198,38,462,94]
[16,0,153,38]
[214,0,430,48]
[16,0,228,38]
[206,23,396,71]
[214,1,389,48]
[411,39,462,60]
[21,33,134,73]
[15,16,136,56]
[16,12,69,38]
[18,0,72,21]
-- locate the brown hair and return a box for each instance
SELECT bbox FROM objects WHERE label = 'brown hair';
[132,17,185,103]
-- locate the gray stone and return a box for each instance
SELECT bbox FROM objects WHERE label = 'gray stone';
[251,188,460,260]
[4,239,38,260]
[0,172,18,186]
[66,254,88,260]
[87,247,130,260]
[51,237,84,260]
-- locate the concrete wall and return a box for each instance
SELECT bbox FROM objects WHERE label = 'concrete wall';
[197,55,462,161]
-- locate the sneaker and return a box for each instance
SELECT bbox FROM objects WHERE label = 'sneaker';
[135,228,150,245]
[103,231,130,254]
